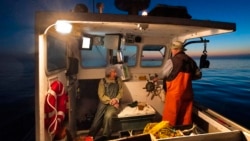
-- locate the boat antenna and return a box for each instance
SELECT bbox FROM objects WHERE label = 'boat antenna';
[96,2,104,13]
[93,0,95,13]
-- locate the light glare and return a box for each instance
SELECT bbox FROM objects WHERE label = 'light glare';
[142,11,148,16]
[55,20,72,34]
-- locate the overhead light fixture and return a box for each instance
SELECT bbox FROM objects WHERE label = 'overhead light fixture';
[55,20,72,34]
[43,20,73,35]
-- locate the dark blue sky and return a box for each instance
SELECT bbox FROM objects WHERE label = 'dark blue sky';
[0,0,249,56]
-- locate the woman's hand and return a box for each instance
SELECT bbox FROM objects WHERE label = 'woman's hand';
[113,103,119,109]
[109,98,119,109]
[109,98,118,105]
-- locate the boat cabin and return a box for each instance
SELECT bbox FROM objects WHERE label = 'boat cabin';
[35,2,249,141]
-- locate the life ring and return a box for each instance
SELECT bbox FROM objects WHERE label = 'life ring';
[44,80,68,136]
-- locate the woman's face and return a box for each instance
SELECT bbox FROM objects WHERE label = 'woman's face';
[109,69,117,79]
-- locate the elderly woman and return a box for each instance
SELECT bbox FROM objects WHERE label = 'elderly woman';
[88,65,123,140]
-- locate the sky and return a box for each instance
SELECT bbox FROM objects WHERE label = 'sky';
[0,0,250,57]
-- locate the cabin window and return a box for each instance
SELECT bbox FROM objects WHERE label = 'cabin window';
[47,36,67,72]
[141,45,165,67]
[112,45,137,67]
[123,45,137,66]
[80,45,107,67]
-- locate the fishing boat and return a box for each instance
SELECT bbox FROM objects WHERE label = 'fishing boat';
[35,1,250,141]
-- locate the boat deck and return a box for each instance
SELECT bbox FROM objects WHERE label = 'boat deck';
[75,125,247,141]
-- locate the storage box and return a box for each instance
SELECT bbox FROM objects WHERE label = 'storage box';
[113,114,155,131]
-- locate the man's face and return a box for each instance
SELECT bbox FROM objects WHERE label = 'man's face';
[171,48,178,56]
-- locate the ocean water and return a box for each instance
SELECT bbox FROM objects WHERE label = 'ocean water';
[193,56,250,129]
[0,55,35,140]
[0,55,249,140]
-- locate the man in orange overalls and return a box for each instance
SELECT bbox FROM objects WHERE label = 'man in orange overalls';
[161,41,201,126]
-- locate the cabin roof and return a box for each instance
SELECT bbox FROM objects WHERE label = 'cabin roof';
[35,12,236,41]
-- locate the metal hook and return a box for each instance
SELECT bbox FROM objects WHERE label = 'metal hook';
[203,41,207,54]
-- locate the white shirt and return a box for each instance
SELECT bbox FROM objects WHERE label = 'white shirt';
[161,59,173,77]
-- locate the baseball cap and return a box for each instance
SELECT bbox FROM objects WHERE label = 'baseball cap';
[171,41,186,51]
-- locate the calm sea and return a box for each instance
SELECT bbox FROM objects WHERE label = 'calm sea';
[0,55,35,140]
[193,56,250,129]
[0,55,249,140]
